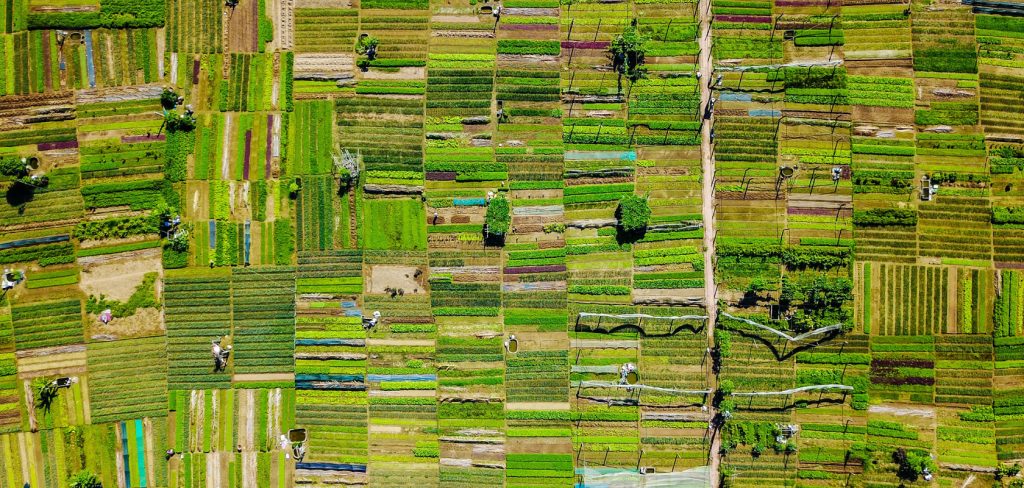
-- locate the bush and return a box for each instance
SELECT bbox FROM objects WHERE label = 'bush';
[485,196,511,237]
[616,194,651,233]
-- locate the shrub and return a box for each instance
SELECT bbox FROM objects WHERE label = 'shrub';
[616,194,651,233]
[485,196,511,237]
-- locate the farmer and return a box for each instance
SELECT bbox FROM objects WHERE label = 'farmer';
[212,337,232,372]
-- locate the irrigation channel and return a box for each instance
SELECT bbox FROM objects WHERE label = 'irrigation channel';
[697,0,719,481]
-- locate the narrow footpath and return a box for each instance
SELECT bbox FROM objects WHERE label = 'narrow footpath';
[696,0,720,484]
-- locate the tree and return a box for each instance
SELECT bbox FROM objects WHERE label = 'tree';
[616,194,651,239]
[34,378,59,413]
[893,448,936,482]
[167,227,190,253]
[714,329,732,358]
[997,463,1022,480]
[165,112,196,132]
[68,469,102,488]
[356,35,379,60]
[0,157,27,178]
[609,20,649,91]
[161,88,178,110]
[485,196,511,238]
[719,379,735,396]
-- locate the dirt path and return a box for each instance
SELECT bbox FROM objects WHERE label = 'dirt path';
[222,113,233,180]
[170,52,177,85]
[698,0,720,483]
[156,28,166,81]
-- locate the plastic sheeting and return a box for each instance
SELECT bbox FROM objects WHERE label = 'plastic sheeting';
[578,465,710,488]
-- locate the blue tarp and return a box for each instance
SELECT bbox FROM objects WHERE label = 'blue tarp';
[84,30,96,88]
[0,234,69,250]
[749,109,781,117]
[120,422,131,487]
[296,374,364,382]
[295,339,365,347]
[296,374,366,390]
[244,220,251,264]
[296,382,366,391]
[719,92,752,102]
[367,374,436,382]
[295,462,367,472]
[564,150,637,161]
[135,418,148,487]
[453,197,487,206]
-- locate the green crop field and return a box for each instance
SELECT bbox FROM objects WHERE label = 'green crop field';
[0,0,1022,485]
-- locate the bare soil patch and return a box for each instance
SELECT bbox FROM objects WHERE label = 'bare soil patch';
[78,247,162,301]
[89,307,164,340]
[368,265,426,294]
[226,0,259,52]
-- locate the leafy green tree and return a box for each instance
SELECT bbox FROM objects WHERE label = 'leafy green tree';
[616,194,651,238]
[609,20,649,91]
[0,157,27,178]
[33,378,59,413]
[485,196,511,237]
[161,88,178,110]
[164,112,196,132]
[893,448,936,481]
[356,35,380,60]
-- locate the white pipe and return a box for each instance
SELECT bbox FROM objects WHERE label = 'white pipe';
[719,311,843,342]
[578,381,712,396]
[578,312,709,322]
[731,384,853,397]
